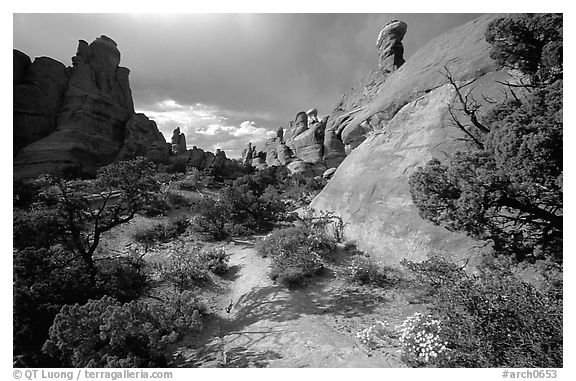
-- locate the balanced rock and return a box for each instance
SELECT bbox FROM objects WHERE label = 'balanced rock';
[377,20,407,72]
[321,20,409,167]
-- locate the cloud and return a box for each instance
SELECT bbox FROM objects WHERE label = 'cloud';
[137,100,274,158]
[14,14,484,158]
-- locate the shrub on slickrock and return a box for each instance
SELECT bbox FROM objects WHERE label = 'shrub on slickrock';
[257,226,335,287]
[400,255,562,367]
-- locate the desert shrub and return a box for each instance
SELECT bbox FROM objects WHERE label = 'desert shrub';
[298,208,346,242]
[396,312,450,366]
[224,223,255,237]
[167,156,187,174]
[193,197,231,240]
[177,168,201,191]
[485,13,562,85]
[256,226,335,260]
[345,255,402,288]
[13,207,64,250]
[140,194,170,217]
[154,246,211,292]
[42,292,205,367]
[257,226,335,287]
[197,247,229,275]
[13,247,151,367]
[133,216,190,248]
[400,255,563,367]
[221,185,286,232]
[356,320,396,351]
[410,15,562,263]
[177,180,198,191]
[165,191,190,208]
[95,256,151,303]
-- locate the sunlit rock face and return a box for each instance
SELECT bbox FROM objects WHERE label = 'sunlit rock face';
[377,20,408,72]
[14,36,167,179]
[311,15,519,265]
[321,20,408,168]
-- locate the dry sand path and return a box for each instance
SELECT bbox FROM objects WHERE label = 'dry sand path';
[177,239,405,368]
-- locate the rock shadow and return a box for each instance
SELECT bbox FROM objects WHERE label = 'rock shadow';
[223,346,282,368]
[221,263,243,282]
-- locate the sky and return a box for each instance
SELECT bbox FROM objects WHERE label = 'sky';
[13,13,482,158]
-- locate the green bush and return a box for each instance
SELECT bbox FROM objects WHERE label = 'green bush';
[167,157,187,174]
[13,207,64,250]
[165,191,190,208]
[154,246,211,292]
[193,198,230,240]
[141,195,170,217]
[42,292,205,367]
[176,168,201,191]
[133,217,190,248]
[257,227,335,287]
[401,255,562,367]
[13,247,151,367]
[344,254,402,288]
[197,247,229,275]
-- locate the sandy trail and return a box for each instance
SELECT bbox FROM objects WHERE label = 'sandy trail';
[176,239,404,368]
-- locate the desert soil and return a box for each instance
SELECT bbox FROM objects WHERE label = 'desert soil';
[173,238,426,368]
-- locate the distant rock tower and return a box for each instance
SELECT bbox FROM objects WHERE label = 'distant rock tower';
[377,20,408,72]
[170,127,187,155]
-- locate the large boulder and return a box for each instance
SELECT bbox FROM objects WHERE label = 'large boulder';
[13,36,167,178]
[310,15,517,265]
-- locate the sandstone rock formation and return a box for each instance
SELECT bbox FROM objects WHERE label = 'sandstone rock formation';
[322,20,408,168]
[311,15,520,265]
[117,113,170,163]
[13,36,168,178]
[243,110,328,176]
[377,20,407,72]
[13,52,68,156]
[171,127,187,155]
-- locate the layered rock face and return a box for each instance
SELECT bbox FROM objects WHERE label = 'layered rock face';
[242,110,328,176]
[311,15,518,265]
[13,53,68,155]
[172,138,242,175]
[13,36,168,178]
[321,21,408,168]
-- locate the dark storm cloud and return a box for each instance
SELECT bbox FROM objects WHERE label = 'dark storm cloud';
[13,13,482,156]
